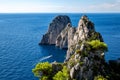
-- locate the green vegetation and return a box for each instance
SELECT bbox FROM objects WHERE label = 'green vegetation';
[78,40,82,46]
[76,49,81,54]
[32,62,69,80]
[41,76,49,80]
[53,66,69,80]
[94,75,108,80]
[79,61,84,66]
[32,62,52,80]
[87,40,108,52]
[82,51,88,57]
[69,60,75,67]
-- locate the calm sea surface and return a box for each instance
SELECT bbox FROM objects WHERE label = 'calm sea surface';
[0,13,120,80]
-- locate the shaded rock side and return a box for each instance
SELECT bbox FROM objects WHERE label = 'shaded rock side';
[40,15,71,45]
[56,23,76,49]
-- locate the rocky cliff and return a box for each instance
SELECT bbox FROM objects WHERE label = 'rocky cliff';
[33,15,120,80]
[56,23,76,49]
[65,15,103,61]
[62,15,108,80]
[40,15,71,45]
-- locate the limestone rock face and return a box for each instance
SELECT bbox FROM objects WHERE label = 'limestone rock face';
[65,15,103,61]
[63,15,108,80]
[56,23,75,49]
[73,15,95,42]
[66,41,107,80]
[70,67,75,79]
[40,15,71,45]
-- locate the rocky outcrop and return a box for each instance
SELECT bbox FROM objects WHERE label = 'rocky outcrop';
[73,15,95,42]
[35,15,117,80]
[61,15,109,80]
[65,15,103,61]
[51,62,63,75]
[56,23,76,49]
[39,15,71,45]
[55,23,71,49]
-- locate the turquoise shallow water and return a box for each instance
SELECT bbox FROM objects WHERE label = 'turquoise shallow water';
[0,13,120,80]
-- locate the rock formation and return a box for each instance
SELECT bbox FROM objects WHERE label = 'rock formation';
[56,23,76,49]
[34,15,119,80]
[59,15,108,80]
[40,15,71,45]
[65,15,103,61]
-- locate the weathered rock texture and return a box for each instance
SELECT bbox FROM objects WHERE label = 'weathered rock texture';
[57,15,108,80]
[56,23,76,49]
[65,15,103,60]
[38,15,119,80]
[40,15,71,45]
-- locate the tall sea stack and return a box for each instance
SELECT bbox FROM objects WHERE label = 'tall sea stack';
[39,15,71,45]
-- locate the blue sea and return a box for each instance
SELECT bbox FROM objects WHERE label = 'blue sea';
[0,13,120,80]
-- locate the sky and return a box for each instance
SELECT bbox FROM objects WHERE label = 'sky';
[0,0,120,13]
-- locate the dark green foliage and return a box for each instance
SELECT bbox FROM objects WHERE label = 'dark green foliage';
[82,51,88,57]
[53,66,69,80]
[41,76,49,80]
[68,59,75,67]
[94,75,108,80]
[32,62,52,80]
[79,61,84,66]
[76,49,81,54]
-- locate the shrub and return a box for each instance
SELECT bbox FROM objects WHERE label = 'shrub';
[94,75,108,80]
[32,62,52,80]
[69,60,75,67]
[87,40,108,52]
[76,50,81,54]
[41,76,49,80]
[53,66,69,80]
[79,61,84,66]
[82,51,88,57]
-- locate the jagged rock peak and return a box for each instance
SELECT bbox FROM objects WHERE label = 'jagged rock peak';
[78,15,95,30]
[56,23,74,49]
[39,15,71,45]
[76,15,95,41]
[66,15,103,61]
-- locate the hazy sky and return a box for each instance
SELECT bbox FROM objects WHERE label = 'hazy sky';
[0,0,120,13]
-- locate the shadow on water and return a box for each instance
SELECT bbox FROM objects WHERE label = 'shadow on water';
[39,45,67,62]
[32,45,67,66]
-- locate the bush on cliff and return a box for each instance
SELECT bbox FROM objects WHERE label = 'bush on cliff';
[88,40,108,52]
[53,66,69,80]
[94,75,108,80]
[32,62,52,80]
